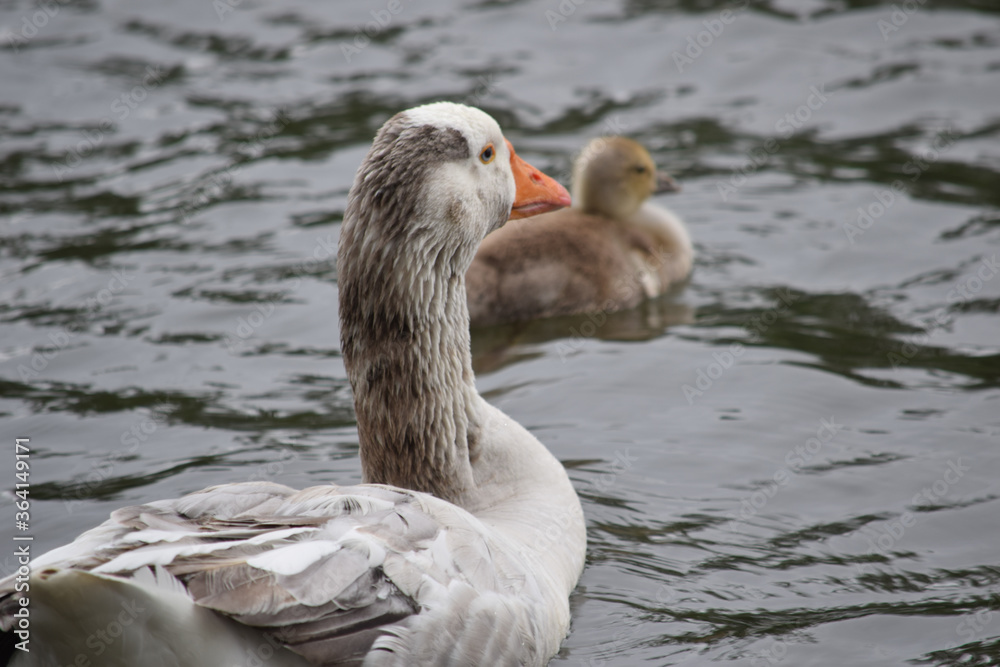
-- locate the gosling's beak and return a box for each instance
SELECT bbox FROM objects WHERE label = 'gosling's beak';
[507,140,571,220]
[654,170,681,195]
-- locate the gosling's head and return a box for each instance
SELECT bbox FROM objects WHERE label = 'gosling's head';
[572,136,679,220]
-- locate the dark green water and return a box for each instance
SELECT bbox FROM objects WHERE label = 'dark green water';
[1,0,999,664]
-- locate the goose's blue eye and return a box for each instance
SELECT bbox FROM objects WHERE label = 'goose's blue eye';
[479,144,496,164]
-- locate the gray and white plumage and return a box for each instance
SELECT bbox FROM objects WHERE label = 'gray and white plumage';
[0,103,585,667]
[3,482,559,666]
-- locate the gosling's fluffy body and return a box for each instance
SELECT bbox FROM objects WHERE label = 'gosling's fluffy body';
[467,137,693,326]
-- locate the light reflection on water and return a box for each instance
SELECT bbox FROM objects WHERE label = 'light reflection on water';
[1,0,998,664]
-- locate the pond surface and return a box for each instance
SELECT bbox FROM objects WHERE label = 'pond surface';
[1,0,999,664]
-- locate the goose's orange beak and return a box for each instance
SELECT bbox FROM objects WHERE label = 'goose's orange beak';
[507,140,571,220]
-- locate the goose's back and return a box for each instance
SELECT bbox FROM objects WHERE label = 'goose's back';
[0,482,552,666]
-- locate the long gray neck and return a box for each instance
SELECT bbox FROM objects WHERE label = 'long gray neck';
[338,220,480,504]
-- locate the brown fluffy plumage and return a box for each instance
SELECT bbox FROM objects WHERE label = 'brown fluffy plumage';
[467,136,693,326]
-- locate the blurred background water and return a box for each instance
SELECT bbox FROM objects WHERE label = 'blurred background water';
[1,0,999,664]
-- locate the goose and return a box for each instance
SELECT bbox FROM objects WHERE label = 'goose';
[466,136,693,326]
[0,102,585,667]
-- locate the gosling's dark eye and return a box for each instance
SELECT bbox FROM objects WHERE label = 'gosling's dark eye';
[479,144,496,164]
[634,165,647,174]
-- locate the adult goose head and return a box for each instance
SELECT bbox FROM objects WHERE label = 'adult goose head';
[339,102,571,505]
[341,103,569,278]
[0,103,585,666]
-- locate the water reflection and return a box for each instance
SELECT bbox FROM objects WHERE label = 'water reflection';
[1,0,999,664]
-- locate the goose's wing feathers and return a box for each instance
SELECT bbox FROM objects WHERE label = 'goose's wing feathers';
[1,482,544,666]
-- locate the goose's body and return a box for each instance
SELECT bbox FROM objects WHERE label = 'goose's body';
[467,137,693,326]
[0,103,584,667]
